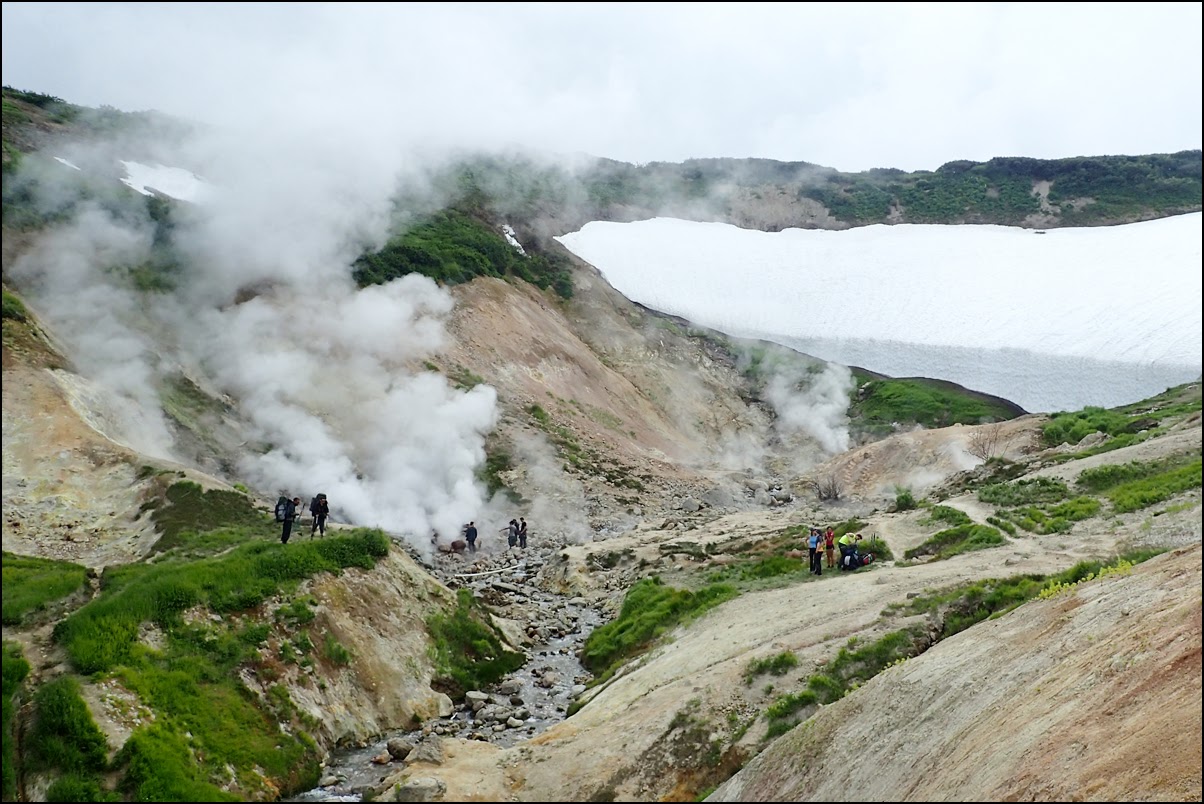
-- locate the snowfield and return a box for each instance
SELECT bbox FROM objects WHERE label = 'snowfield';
[557,214,1202,413]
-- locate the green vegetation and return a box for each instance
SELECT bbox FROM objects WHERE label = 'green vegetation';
[1042,406,1159,447]
[979,476,1097,534]
[3,643,31,800]
[145,480,271,554]
[800,152,1202,225]
[1106,458,1202,513]
[850,377,1022,434]
[763,627,929,736]
[580,577,738,681]
[978,477,1070,506]
[2,289,27,322]
[926,505,972,527]
[705,555,807,585]
[426,589,525,699]
[742,652,799,684]
[2,552,89,625]
[887,550,1162,637]
[477,445,519,502]
[351,209,572,298]
[33,530,388,799]
[55,530,389,674]
[25,677,109,775]
[893,487,917,512]
[903,524,1005,561]
[978,454,1200,532]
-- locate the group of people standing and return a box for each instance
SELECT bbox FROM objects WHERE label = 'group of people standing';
[504,517,528,549]
[806,527,866,575]
[458,517,528,553]
[277,493,330,544]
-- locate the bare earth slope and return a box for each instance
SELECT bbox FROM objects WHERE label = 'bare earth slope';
[709,544,1202,803]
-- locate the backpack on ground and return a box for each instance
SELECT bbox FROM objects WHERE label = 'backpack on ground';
[275,496,290,523]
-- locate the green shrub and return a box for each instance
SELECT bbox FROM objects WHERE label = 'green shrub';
[323,635,352,666]
[893,487,917,512]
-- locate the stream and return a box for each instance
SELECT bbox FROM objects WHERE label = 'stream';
[288,540,604,802]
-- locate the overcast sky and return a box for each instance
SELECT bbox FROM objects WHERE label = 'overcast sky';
[3,2,1201,172]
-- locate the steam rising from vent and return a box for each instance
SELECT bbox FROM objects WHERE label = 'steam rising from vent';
[764,362,854,455]
[7,121,504,553]
[10,205,179,461]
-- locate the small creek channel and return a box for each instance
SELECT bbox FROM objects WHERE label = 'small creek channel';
[289,541,604,802]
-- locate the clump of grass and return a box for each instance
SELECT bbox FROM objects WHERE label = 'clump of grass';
[426,589,525,699]
[25,677,109,775]
[927,506,972,527]
[903,524,1004,562]
[891,549,1163,637]
[763,627,929,736]
[978,477,1069,506]
[892,487,917,512]
[742,652,799,684]
[2,552,89,625]
[323,635,352,666]
[3,642,31,800]
[2,289,27,322]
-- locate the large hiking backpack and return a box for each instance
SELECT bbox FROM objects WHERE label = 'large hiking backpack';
[275,496,290,523]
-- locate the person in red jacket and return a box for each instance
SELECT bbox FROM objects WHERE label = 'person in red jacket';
[824,527,836,568]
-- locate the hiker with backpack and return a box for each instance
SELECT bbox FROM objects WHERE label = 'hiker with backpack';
[309,493,329,538]
[276,495,301,544]
[464,521,478,553]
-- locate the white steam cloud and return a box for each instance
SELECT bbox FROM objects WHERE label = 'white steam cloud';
[763,362,854,455]
[8,110,504,552]
[11,204,179,460]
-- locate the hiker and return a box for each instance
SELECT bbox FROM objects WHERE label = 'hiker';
[824,527,836,568]
[279,496,300,544]
[518,517,528,549]
[464,521,478,553]
[506,519,519,548]
[838,533,865,571]
[808,528,823,575]
[309,493,329,538]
